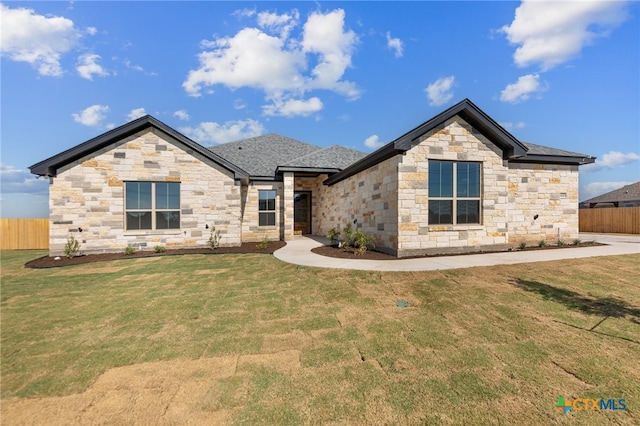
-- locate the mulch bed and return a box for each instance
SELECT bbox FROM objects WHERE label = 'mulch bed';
[311,241,605,261]
[25,241,286,269]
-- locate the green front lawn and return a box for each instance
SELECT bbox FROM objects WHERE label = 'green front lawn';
[2,250,639,424]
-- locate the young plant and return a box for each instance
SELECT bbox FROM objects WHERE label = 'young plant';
[557,239,565,247]
[256,234,271,249]
[538,239,547,248]
[208,226,221,250]
[518,242,527,250]
[154,245,165,253]
[573,239,581,246]
[351,229,375,255]
[124,246,136,255]
[327,227,340,245]
[341,223,354,249]
[64,235,81,258]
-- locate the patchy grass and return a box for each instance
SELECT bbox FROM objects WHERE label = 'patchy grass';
[1,250,639,425]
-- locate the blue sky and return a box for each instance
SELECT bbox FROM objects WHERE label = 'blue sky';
[1,1,638,218]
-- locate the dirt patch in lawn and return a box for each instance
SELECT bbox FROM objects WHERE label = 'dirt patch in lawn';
[24,241,286,269]
[312,241,604,260]
[1,356,240,425]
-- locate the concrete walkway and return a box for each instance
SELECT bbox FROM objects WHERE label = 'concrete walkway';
[273,233,640,271]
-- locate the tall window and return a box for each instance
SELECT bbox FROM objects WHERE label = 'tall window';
[428,161,481,225]
[258,190,276,226]
[125,182,180,230]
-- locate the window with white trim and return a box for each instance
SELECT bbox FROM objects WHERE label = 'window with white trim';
[258,190,276,226]
[428,161,481,225]
[125,182,180,230]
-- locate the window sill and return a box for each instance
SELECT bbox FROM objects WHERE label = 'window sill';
[124,230,182,236]
[428,225,483,232]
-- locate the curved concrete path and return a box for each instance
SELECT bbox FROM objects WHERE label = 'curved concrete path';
[273,233,640,271]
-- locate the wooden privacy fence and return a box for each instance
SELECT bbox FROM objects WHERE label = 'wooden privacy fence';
[0,218,49,250]
[579,207,640,234]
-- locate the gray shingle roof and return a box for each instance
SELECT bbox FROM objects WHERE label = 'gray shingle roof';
[521,142,589,158]
[582,181,640,205]
[281,145,368,170]
[208,134,321,177]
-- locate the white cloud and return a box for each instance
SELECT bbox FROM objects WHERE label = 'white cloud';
[263,97,323,117]
[582,151,640,173]
[364,134,384,150]
[500,73,546,103]
[257,9,299,39]
[582,181,633,200]
[234,99,247,110]
[302,9,359,98]
[72,104,109,126]
[127,108,147,121]
[0,4,81,76]
[386,32,403,58]
[425,76,455,106]
[86,27,98,36]
[500,121,526,131]
[0,164,48,194]
[76,53,108,80]
[183,8,359,111]
[173,110,190,121]
[180,119,265,144]
[501,1,628,70]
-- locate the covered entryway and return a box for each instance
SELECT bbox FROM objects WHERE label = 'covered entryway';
[294,191,312,235]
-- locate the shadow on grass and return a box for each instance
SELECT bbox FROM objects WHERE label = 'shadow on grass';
[511,279,640,320]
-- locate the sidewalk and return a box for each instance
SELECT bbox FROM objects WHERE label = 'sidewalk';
[273,233,640,271]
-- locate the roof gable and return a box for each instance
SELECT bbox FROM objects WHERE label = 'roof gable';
[29,115,248,179]
[277,145,368,173]
[325,99,595,186]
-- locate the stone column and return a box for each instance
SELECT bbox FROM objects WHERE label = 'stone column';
[283,172,295,241]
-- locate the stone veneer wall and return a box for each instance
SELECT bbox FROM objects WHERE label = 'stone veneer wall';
[240,181,283,242]
[395,116,580,257]
[49,128,242,256]
[315,156,400,254]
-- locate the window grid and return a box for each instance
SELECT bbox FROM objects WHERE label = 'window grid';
[428,161,481,225]
[258,190,276,227]
[125,182,180,230]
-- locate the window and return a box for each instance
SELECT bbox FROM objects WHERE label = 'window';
[125,182,180,230]
[258,190,276,226]
[428,161,481,225]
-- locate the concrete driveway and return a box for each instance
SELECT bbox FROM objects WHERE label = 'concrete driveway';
[273,233,640,271]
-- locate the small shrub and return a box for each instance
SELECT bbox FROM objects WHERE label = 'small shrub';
[557,240,565,247]
[154,245,165,253]
[351,229,375,255]
[257,234,270,249]
[538,240,547,248]
[64,235,81,258]
[573,238,581,246]
[208,226,221,250]
[518,242,527,250]
[341,224,354,248]
[327,227,340,245]
[124,246,136,255]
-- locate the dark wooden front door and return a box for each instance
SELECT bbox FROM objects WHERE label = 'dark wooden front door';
[294,191,311,235]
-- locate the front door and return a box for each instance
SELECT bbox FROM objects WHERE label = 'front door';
[294,191,311,235]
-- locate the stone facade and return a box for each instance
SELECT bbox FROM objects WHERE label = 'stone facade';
[49,128,242,256]
[317,117,580,257]
[42,111,584,258]
[240,181,283,242]
[313,156,400,254]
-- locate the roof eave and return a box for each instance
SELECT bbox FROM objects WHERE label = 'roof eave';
[276,166,341,174]
[323,144,402,186]
[29,115,248,180]
[510,154,596,166]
